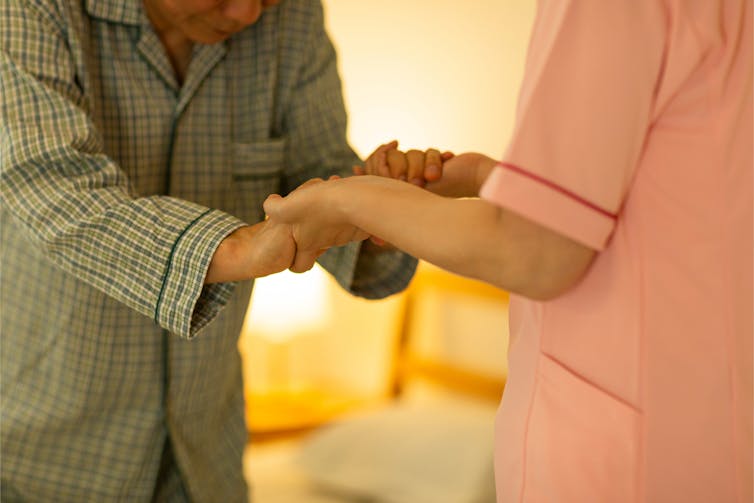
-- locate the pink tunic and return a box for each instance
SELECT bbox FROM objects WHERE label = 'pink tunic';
[479,1,753,501]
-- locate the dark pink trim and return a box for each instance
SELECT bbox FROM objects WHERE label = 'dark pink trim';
[496,162,617,220]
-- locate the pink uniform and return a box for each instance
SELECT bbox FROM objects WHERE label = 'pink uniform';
[479,1,753,502]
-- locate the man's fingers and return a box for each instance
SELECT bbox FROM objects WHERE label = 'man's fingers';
[385,148,408,180]
[423,148,443,182]
[378,139,399,152]
[262,194,283,217]
[365,150,384,176]
[376,150,391,177]
[404,149,426,184]
[380,140,399,177]
[365,140,398,176]
[289,249,319,273]
[364,151,377,176]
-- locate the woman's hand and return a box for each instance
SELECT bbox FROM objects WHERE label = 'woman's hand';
[264,177,370,273]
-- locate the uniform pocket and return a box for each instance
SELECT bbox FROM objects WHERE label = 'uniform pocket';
[522,354,640,502]
[231,139,286,223]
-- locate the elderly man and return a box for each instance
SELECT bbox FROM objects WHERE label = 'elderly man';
[0,1,440,500]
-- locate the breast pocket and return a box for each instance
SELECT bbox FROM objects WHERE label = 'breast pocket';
[231,139,286,224]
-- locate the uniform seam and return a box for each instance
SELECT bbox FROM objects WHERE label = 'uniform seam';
[517,307,545,503]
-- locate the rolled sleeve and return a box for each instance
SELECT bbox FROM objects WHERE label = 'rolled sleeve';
[154,209,246,338]
[481,163,617,250]
[481,0,665,250]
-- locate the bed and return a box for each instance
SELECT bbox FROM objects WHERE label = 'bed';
[244,265,509,503]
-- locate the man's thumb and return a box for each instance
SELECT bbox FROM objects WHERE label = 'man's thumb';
[263,194,283,218]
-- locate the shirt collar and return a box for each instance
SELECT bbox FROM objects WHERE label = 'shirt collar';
[85,0,145,26]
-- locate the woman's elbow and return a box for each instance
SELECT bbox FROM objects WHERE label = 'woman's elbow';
[476,207,598,300]
[522,245,597,300]
[489,235,597,301]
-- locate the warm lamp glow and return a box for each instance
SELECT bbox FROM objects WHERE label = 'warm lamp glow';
[243,266,330,342]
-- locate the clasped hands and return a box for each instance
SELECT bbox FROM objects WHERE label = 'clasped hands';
[204,145,495,284]
[264,141,453,274]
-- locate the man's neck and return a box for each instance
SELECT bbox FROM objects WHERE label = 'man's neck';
[142,0,194,84]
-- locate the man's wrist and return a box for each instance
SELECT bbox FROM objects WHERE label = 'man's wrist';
[205,225,251,284]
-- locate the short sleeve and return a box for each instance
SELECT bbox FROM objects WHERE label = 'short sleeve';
[480,0,666,250]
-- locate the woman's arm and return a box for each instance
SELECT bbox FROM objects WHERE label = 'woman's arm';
[423,152,497,198]
[264,172,596,300]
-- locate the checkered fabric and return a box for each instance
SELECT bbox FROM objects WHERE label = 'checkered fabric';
[0,1,416,501]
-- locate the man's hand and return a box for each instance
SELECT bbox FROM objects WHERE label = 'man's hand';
[204,219,296,283]
[424,152,498,198]
[354,140,454,187]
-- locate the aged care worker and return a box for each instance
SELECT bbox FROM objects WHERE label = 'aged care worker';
[265,1,753,501]
[0,0,444,500]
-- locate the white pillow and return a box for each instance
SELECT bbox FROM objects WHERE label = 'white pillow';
[296,400,496,503]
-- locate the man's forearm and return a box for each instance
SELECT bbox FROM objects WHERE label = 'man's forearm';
[205,221,295,284]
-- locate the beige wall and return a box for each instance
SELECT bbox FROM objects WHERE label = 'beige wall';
[242,0,536,401]
[323,0,536,157]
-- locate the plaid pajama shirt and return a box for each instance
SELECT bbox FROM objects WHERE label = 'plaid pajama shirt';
[0,0,416,500]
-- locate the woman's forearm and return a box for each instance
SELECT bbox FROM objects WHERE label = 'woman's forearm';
[337,177,504,282]
[335,176,595,299]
